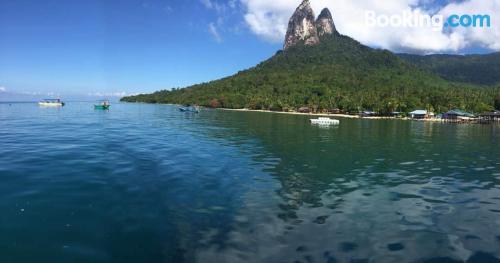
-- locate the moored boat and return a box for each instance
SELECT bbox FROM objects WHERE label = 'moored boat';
[310,117,339,125]
[38,99,65,107]
[94,100,110,110]
[179,105,200,113]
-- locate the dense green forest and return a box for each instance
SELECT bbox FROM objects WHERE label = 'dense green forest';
[399,52,500,86]
[122,34,500,114]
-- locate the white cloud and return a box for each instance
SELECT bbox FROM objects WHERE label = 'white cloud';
[439,0,500,51]
[240,0,500,53]
[228,0,237,9]
[200,0,213,9]
[0,87,6,92]
[200,0,232,13]
[208,22,223,42]
[241,0,296,42]
[201,0,240,43]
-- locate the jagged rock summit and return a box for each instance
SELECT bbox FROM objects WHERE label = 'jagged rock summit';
[283,0,337,50]
[283,0,319,50]
[316,8,336,36]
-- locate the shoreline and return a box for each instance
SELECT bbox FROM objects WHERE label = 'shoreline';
[217,108,481,123]
[121,102,497,124]
[218,108,423,121]
[220,108,361,119]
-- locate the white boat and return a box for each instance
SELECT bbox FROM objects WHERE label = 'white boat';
[310,117,339,125]
[38,99,65,107]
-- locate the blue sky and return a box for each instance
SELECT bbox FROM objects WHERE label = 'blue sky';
[0,0,280,97]
[0,0,497,98]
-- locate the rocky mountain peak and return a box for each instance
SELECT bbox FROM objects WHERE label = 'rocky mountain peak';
[284,2,337,50]
[316,8,336,36]
[283,0,319,50]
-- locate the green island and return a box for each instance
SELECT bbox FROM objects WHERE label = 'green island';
[122,5,500,117]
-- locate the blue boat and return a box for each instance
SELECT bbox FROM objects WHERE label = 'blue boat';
[179,105,200,113]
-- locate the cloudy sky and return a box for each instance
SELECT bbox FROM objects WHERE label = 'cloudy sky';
[243,0,499,52]
[0,0,498,97]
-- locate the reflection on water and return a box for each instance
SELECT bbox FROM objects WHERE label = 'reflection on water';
[194,112,500,262]
[0,103,499,263]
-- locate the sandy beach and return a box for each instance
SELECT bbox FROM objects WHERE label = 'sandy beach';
[219,108,408,120]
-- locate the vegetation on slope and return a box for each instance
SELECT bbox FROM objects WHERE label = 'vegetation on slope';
[399,52,500,86]
[122,34,500,114]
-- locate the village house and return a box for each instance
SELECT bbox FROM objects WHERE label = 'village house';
[442,109,476,121]
[409,110,431,119]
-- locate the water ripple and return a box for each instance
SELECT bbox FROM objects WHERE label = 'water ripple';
[0,102,499,262]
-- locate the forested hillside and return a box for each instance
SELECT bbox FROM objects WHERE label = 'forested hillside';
[122,34,499,114]
[399,53,500,86]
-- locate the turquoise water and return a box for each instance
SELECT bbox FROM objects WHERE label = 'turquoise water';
[0,102,499,263]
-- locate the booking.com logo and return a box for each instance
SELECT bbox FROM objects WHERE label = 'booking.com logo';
[365,11,491,31]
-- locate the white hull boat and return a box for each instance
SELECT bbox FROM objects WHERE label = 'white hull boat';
[38,102,64,107]
[38,99,65,107]
[310,117,339,125]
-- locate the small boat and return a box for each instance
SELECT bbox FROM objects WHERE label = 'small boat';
[94,100,110,110]
[38,99,65,107]
[310,117,339,125]
[179,105,200,113]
